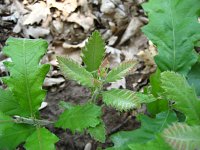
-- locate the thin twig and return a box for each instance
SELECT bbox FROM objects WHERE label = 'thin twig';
[108,116,132,135]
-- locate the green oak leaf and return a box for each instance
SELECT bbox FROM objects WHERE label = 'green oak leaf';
[0,123,35,150]
[2,38,50,117]
[142,0,200,75]
[82,31,105,72]
[88,121,106,143]
[161,71,200,125]
[162,123,200,150]
[0,89,22,116]
[147,69,169,116]
[57,56,95,87]
[55,103,101,133]
[24,127,59,150]
[105,61,136,83]
[102,89,155,111]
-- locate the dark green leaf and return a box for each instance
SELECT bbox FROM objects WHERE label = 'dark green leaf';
[108,111,177,150]
[88,121,106,143]
[161,71,200,125]
[0,124,35,150]
[55,103,101,133]
[187,59,200,96]
[0,89,22,115]
[24,127,59,150]
[2,38,50,117]
[142,0,200,75]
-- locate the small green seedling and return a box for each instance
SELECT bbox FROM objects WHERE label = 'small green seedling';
[56,31,155,142]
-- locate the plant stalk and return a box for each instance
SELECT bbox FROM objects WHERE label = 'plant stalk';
[13,115,54,126]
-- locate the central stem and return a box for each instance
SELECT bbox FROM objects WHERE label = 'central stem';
[13,116,54,126]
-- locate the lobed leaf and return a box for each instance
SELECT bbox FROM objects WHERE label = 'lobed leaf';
[0,89,22,116]
[161,71,200,125]
[88,121,106,143]
[107,111,177,150]
[0,123,35,150]
[102,89,155,111]
[142,0,200,75]
[55,103,101,133]
[162,123,200,150]
[2,38,50,117]
[24,127,59,150]
[82,31,105,72]
[57,56,95,87]
[105,61,136,83]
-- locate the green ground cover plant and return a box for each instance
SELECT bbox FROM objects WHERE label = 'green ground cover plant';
[0,32,154,149]
[107,0,200,150]
[0,0,200,149]
[56,31,155,142]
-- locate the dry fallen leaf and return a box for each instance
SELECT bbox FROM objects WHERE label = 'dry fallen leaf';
[44,77,65,87]
[67,12,95,31]
[23,26,50,38]
[23,2,50,25]
[119,17,143,45]
[47,0,78,18]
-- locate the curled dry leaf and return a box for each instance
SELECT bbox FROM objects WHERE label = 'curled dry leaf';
[47,0,78,18]
[119,17,143,45]
[106,46,121,68]
[44,77,65,87]
[23,27,50,38]
[67,12,95,31]
[100,0,116,14]
[23,2,50,25]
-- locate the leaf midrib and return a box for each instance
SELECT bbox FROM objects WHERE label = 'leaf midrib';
[23,39,33,117]
[168,0,176,71]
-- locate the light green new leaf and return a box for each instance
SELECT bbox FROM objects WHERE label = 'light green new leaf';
[2,38,50,117]
[105,61,136,83]
[107,111,177,150]
[82,31,105,72]
[24,127,59,150]
[128,136,172,150]
[102,89,155,111]
[187,59,200,96]
[88,121,106,143]
[162,123,200,150]
[57,56,94,87]
[161,71,200,125]
[55,103,101,133]
[0,89,22,116]
[0,123,35,150]
[142,0,200,75]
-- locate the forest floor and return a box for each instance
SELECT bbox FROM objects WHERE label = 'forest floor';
[0,0,156,149]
